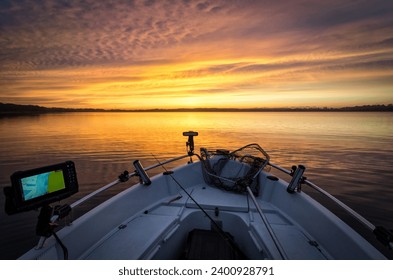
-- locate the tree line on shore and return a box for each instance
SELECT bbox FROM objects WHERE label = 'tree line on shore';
[1,102,392,115]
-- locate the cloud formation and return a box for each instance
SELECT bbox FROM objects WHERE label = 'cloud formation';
[0,0,392,108]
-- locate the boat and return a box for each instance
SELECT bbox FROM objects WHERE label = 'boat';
[4,131,392,260]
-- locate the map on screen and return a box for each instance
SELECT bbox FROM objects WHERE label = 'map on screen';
[21,170,66,201]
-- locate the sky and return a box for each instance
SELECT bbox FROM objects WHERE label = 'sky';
[0,0,393,109]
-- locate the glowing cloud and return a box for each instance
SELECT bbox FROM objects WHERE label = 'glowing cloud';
[0,0,392,108]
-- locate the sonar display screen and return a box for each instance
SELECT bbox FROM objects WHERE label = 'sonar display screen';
[20,170,66,201]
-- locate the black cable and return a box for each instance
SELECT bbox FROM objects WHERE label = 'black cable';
[53,231,69,260]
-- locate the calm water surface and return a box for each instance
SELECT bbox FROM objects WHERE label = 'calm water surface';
[1,112,392,259]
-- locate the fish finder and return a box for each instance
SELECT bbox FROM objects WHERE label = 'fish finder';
[5,161,79,214]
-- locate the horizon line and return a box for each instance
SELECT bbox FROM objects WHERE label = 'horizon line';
[1,102,393,114]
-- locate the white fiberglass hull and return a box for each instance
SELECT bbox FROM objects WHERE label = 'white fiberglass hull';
[19,160,385,260]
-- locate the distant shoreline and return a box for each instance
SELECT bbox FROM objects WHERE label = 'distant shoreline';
[1,102,392,116]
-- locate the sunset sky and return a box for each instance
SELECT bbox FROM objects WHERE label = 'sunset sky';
[1,0,392,109]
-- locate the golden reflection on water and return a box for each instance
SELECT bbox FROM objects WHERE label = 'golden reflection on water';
[1,112,392,191]
[1,112,392,164]
[0,112,393,259]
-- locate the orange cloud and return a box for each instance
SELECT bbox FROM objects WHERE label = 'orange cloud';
[1,0,392,108]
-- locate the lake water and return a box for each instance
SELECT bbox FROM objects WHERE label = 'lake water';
[0,112,392,259]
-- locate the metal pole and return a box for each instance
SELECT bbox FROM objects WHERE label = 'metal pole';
[246,186,288,259]
[144,154,190,172]
[268,162,376,231]
[70,178,124,209]
[303,179,375,231]
[70,154,190,209]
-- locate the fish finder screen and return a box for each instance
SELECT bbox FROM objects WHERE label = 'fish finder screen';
[7,161,78,214]
[21,170,66,201]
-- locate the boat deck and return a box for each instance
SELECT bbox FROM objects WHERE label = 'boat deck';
[82,183,329,260]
